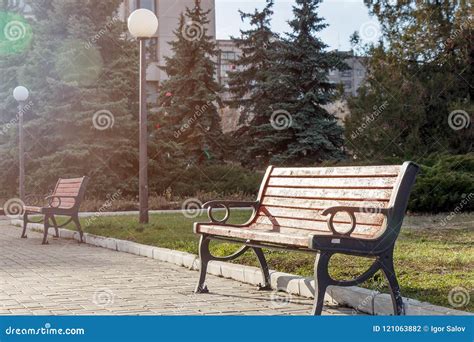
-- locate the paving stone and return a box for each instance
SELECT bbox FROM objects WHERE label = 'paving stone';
[0,218,354,316]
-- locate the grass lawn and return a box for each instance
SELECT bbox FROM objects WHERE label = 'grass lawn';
[62,211,473,311]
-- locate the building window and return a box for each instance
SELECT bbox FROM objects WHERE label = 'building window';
[147,81,159,103]
[221,64,236,72]
[147,37,158,61]
[133,0,156,12]
[341,70,352,78]
[133,0,158,60]
[221,51,236,61]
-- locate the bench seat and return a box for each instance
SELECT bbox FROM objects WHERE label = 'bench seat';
[24,206,43,213]
[195,223,317,247]
[195,223,377,248]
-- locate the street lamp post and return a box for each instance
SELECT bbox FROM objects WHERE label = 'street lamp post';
[128,9,159,224]
[13,86,30,201]
[13,86,29,201]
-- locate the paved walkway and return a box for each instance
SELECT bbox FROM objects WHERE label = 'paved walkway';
[0,217,355,315]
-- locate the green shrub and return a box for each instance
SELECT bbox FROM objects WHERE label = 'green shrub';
[150,163,263,197]
[409,154,474,213]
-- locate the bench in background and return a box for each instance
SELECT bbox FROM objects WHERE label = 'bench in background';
[22,177,89,244]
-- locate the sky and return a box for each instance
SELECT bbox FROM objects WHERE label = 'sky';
[215,0,379,51]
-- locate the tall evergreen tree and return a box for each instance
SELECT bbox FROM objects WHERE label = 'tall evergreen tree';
[266,0,346,165]
[0,0,37,198]
[0,0,140,197]
[226,0,281,167]
[0,0,31,123]
[229,0,346,167]
[154,0,223,167]
[345,1,472,160]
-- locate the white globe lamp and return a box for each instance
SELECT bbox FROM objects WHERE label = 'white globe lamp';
[127,9,158,38]
[13,86,29,102]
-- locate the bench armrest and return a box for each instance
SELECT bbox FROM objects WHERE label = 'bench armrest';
[25,194,48,206]
[45,195,77,209]
[321,206,392,236]
[203,200,259,224]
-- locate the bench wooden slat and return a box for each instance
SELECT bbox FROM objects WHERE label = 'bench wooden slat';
[262,197,389,209]
[55,183,83,190]
[53,190,80,196]
[50,198,75,203]
[267,176,396,189]
[264,187,392,201]
[254,216,380,235]
[271,165,401,177]
[259,206,385,225]
[57,178,85,184]
[49,198,75,209]
[50,197,76,202]
[250,222,377,238]
[197,224,314,247]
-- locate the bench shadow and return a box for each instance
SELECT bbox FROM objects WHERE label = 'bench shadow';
[200,291,313,307]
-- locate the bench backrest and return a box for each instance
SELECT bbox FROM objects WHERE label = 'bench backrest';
[50,177,89,210]
[254,162,419,240]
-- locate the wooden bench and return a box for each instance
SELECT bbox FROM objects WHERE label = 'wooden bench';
[193,162,419,315]
[21,177,89,244]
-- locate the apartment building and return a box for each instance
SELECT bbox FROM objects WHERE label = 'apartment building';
[328,54,367,97]
[118,0,216,100]
[216,39,240,88]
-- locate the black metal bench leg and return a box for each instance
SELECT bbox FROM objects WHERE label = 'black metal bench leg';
[51,215,59,237]
[379,248,405,315]
[21,213,28,238]
[72,214,83,242]
[195,235,211,293]
[311,252,332,315]
[253,247,272,290]
[42,214,51,245]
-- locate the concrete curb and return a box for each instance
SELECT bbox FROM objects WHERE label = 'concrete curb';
[11,219,470,316]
